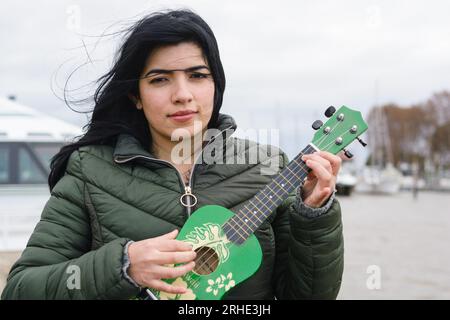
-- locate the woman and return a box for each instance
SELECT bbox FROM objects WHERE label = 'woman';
[2,9,343,300]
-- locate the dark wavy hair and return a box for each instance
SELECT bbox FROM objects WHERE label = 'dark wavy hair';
[48,9,226,191]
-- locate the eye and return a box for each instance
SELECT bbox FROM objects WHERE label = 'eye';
[190,73,210,79]
[149,77,168,84]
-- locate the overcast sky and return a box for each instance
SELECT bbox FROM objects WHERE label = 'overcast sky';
[1,0,449,160]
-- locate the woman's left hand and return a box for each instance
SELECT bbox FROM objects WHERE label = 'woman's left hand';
[300,151,342,208]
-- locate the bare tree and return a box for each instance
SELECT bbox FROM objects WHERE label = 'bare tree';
[367,90,450,172]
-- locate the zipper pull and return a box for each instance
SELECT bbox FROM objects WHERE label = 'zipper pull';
[180,186,198,208]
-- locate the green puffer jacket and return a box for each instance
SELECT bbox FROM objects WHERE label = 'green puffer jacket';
[2,114,344,300]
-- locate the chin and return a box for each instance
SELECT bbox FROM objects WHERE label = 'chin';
[168,126,195,140]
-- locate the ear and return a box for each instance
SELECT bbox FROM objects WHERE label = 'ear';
[128,94,142,110]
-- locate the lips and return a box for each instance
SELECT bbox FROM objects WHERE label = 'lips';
[169,110,197,117]
[168,110,198,123]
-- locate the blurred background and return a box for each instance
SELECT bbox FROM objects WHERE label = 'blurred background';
[1,0,449,299]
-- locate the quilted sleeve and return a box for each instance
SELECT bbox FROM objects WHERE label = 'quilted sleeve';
[271,152,344,299]
[1,150,140,300]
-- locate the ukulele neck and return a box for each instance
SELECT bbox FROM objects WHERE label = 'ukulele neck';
[223,143,318,244]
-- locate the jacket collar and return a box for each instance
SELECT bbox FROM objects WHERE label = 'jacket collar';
[113,113,237,161]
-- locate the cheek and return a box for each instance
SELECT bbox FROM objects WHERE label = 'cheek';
[197,82,215,113]
[140,87,168,117]
[139,89,171,134]
[141,85,163,104]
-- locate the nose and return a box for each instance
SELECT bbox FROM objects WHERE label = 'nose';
[171,77,193,105]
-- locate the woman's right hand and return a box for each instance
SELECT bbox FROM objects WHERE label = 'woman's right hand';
[127,229,196,294]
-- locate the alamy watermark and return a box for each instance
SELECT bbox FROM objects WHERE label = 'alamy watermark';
[66,264,81,290]
[66,4,82,32]
[366,265,381,290]
[366,5,382,29]
[170,121,281,176]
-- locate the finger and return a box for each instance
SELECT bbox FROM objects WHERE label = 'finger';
[317,151,342,175]
[309,187,333,207]
[303,153,332,173]
[305,187,331,208]
[337,151,348,161]
[158,239,194,252]
[304,159,333,185]
[154,229,179,241]
[306,171,316,181]
[154,261,196,279]
[156,250,197,265]
[148,279,188,295]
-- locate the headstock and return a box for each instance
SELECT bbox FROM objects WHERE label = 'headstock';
[310,105,368,156]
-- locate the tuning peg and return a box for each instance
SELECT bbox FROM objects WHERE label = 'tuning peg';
[343,149,353,159]
[356,137,367,147]
[325,106,336,118]
[312,120,323,130]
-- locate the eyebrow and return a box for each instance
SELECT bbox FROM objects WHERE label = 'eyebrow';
[143,65,210,78]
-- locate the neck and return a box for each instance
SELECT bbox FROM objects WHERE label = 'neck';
[151,129,204,166]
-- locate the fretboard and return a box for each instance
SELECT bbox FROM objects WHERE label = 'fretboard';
[223,144,317,244]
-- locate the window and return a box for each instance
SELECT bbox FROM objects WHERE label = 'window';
[18,147,47,184]
[0,145,9,183]
[29,143,62,170]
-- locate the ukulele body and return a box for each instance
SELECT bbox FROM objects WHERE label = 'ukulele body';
[152,205,263,300]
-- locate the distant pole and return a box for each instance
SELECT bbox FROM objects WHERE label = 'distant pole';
[412,161,419,200]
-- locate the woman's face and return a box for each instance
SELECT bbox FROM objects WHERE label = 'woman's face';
[136,42,215,143]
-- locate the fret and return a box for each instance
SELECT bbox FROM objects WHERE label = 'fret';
[266,184,284,202]
[284,165,301,182]
[223,219,248,243]
[235,208,259,229]
[253,194,274,215]
[242,203,263,224]
[264,184,284,201]
[262,183,287,203]
[228,213,253,234]
[278,168,304,190]
[244,199,271,235]
[271,178,291,196]
[248,198,266,216]
[277,173,297,190]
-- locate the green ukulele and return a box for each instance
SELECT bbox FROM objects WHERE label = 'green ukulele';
[146,105,368,300]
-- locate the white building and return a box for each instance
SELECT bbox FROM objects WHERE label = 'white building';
[0,97,83,251]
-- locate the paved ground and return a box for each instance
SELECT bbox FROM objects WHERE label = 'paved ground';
[338,191,450,299]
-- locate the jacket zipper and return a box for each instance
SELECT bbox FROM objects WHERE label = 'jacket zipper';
[114,155,195,217]
[113,126,234,218]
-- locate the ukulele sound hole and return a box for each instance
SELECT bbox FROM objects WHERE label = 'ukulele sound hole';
[193,246,219,275]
